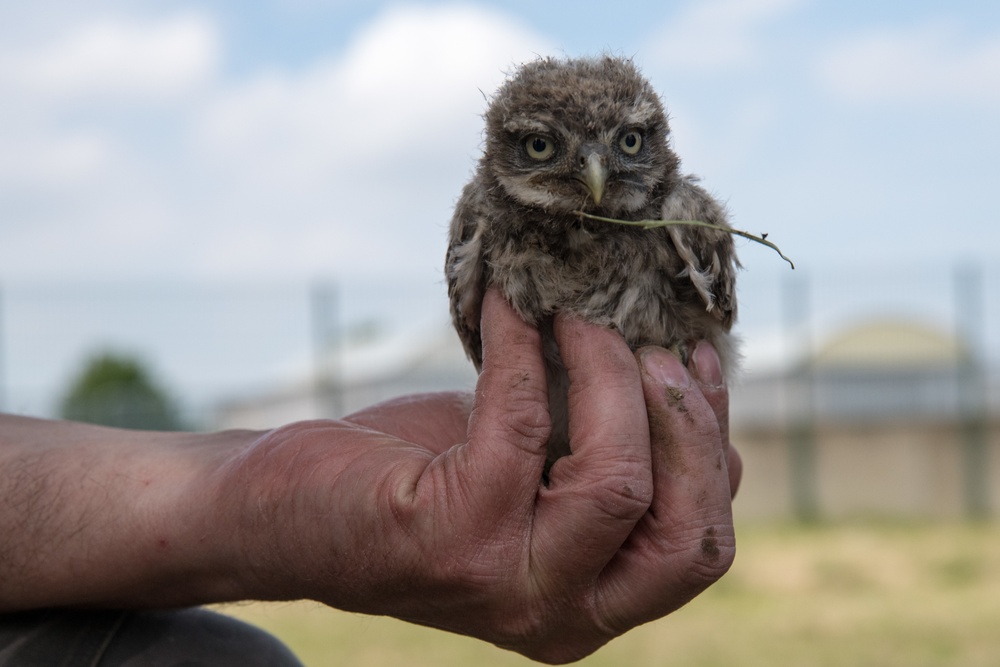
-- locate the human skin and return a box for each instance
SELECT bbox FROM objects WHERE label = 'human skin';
[0,290,740,664]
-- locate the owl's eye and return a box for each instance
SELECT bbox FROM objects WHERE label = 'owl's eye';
[525,135,556,160]
[619,130,643,155]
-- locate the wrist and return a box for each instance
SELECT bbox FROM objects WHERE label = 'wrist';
[207,419,432,610]
[133,428,268,607]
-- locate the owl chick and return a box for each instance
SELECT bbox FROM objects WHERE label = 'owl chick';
[446,56,739,468]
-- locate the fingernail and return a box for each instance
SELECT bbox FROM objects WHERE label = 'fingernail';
[641,347,691,389]
[691,341,724,388]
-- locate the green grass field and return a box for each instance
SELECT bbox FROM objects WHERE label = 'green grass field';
[216,521,1000,666]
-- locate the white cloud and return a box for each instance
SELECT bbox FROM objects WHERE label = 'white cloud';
[819,21,1000,106]
[644,0,803,73]
[0,5,553,282]
[0,131,111,188]
[0,13,218,244]
[199,4,548,173]
[186,4,552,277]
[0,13,219,101]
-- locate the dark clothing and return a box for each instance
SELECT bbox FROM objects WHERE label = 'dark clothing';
[0,608,303,666]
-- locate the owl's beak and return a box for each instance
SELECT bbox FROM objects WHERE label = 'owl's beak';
[578,150,608,205]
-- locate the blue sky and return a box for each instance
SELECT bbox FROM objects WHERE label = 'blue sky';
[2,0,998,283]
[1,1,998,415]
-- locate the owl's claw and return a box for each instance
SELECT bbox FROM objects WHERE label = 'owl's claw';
[671,340,693,367]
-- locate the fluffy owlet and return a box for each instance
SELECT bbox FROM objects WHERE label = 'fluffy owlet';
[446,56,739,468]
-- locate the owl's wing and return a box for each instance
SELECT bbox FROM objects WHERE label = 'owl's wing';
[661,175,740,329]
[445,180,490,371]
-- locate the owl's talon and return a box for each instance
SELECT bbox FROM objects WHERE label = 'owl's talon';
[673,342,691,367]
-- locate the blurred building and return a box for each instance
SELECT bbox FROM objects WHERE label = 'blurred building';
[213,320,477,430]
[733,318,999,520]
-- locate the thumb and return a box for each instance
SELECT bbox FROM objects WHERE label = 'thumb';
[458,290,550,515]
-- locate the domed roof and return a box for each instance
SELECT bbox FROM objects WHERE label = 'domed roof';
[812,319,967,369]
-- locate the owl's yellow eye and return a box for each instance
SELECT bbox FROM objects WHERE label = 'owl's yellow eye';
[525,135,555,160]
[619,130,643,155]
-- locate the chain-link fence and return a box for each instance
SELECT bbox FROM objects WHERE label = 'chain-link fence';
[2,262,998,518]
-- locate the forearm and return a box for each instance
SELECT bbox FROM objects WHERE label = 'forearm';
[0,414,262,611]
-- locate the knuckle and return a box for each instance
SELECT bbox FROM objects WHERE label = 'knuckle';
[475,364,552,452]
[470,581,619,664]
[500,397,552,447]
[593,471,653,523]
[523,642,605,665]
[676,523,736,590]
[563,453,653,522]
[503,611,608,665]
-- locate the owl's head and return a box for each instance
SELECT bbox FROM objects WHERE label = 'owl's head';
[483,56,679,217]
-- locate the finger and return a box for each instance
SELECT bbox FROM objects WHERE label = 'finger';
[531,314,653,588]
[689,341,729,448]
[689,341,741,497]
[727,444,743,499]
[597,346,735,629]
[455,289,550,513]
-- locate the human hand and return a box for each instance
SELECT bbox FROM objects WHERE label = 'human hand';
[218,290,739,663]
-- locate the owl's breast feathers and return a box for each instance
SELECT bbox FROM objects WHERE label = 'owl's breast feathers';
[446,172,739,370]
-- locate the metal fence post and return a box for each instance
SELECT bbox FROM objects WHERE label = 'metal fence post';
[784,272,819,521]
[954,264,990,518]
[311,281,342,418]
